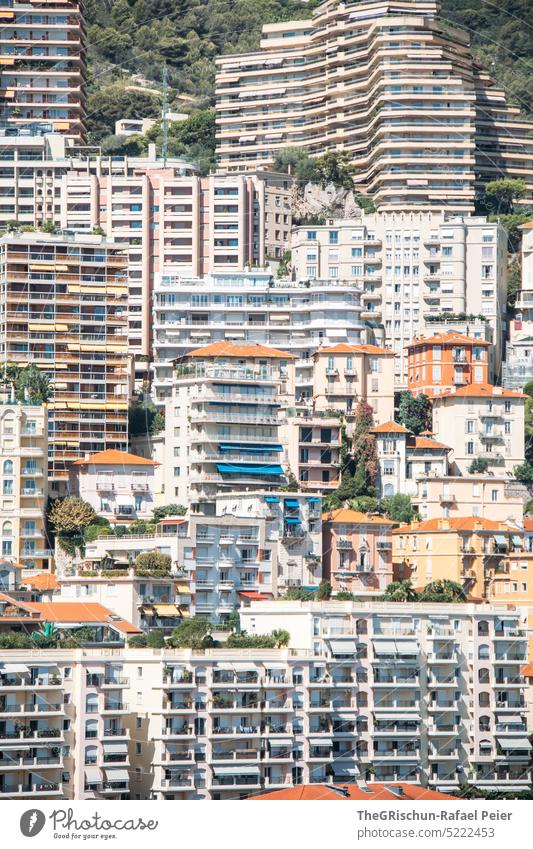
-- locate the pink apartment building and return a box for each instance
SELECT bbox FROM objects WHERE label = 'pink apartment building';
[322,508,394,595]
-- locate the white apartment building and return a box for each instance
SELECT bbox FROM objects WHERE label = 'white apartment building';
[0,402,50,574]
[504,223,533,390]
[162,342,295,512]
[67,449,158,525]
[415,476,527,525]
[432,385,526,477]
[1,602,528,799]
[371,422,450,499]
[215,0,533,211]
[216,492,322,593]
[291,213,508,385]
[152,271,370,401]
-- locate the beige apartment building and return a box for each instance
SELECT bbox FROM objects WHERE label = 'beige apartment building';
[415,476,527,525]
[0,1,87,141]
[291,213,508,385]
[0,129,292,383]
[1,599,529,799]
[215,0,533,210]
[0,402,49,573]
[0,232,130,490]
[312,343,395,424]
[431,384,526,477]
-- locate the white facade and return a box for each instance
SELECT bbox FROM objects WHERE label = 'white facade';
[0,603,528,799]
[291,213,508,385]
[504,225,533,389]
[68,451,157,524]
[152,272,369,401]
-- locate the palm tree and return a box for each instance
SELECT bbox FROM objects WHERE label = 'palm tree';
[382,579,417,602]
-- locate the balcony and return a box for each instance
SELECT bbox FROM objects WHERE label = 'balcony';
[336,538,352,550]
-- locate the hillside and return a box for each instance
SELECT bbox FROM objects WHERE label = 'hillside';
[84,0,532,145]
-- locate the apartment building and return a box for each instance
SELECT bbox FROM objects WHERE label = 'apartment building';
[322,508,393,594]
[407,332,491,397]
[392,517,523,598]
[0,402,49,573]
[291,214,507,385]
[0,597,529,800]
[415,476,527,525]
[0,1,87,141]
[284,411,342,493]
[162,342,295,512]
[0,130,293,382]
[68,449,157,524]
[0,232,130,490]
[431,384,525,477]
[215,0,533,210]
[312,343,395,424]
[504,223,533,390]
[152,272,368,401]
[371,421,450,499]
[216,492,322,594]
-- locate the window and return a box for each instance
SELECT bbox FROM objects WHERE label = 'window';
[491,489,498,502]
[2,460,13,475]
[329,231,339,245]
[466,441,474,455]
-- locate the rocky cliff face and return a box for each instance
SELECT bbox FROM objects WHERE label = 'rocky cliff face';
[291,182,365,223]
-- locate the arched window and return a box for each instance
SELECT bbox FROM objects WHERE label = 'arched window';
[85,745,97,765]
[358,546,368,569]
[478,621,489,636]
[478,644,490,659]
[3,460,13,475]
[478,692,490,707]
[478,668,490,684]
[2,521,12,538]
[85,693,98,714]
[479,715,490,732]
[85,719,97,738]
[1,414,14,435]
[383,483,394,497]
[479,739,492,756]
[356,619,367,635]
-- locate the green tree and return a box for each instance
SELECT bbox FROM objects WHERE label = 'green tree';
[14,364,50,404]
[271,629,290,647]
[145,630,166,648]
[482,179,527,215]
[86,83,161,144]
[468,458,489,474]
[514,461,533,485]
[348,496,379,513]
[133,551,171,575]
[317,581,332,600]
[419,580,467,603]
[170,617,211,648]
[49,497,96,534]
[382,494,416,523]
[397,391,432,434]
[382,580,417,602]
[524,381,533,463]
[507,257,521,310]
[153,503,187,522]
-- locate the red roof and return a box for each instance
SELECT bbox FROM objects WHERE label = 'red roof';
[184,341,295,360]
[407,333,490,349]
[323,508,394,525]
[394,517,512,534]
[524,518,533,532]
[238,591,273,601]
[71,449,158,467]
[18,600,141,634]
[436,383,525,400]
[409,436,450,451]
[371,420,410,434]
[20,572,59,591]
[247,783,458,801]
[317,343,395,356]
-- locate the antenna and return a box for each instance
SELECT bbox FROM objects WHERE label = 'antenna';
[162,63,169,167]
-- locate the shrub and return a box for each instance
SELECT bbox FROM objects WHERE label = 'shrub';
[133,552,171,575]
[468,458,489,474]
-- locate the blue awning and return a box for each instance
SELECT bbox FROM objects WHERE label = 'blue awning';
[217,464,284,475]
[307,497,320,503]
[284,500,300,508]
[265,496,280,503]
[219,443,283,453]
[285,517,302,525]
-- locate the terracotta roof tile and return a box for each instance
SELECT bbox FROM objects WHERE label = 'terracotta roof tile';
[371,420,410,434]
[317,343,395,356]
[20,572,59,591]
[407,333,490,348]
[184,341,295,359]
[247,783,458,801]
[393,517,513,534]
[435,383,526,400]
[21,601,141,634]
[409,436,451,451]
[71,449,158,467]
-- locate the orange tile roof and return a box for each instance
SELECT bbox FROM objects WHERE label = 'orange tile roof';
[21,572,59,591]
[410,436,450,451]
[237,591,273,601]
[407,333,490,348]
[247,783,457,801]
[71,449,159,467]
[393,517,512,534]
[21,601,141,634]
[519,221,533,230]
[521,664,533,677]
[184,341,295,360]
[436,383,526,400]
[371,420,410,434]
[317,343,395,356]
[523,518,533,532]
[323,508,394,525]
